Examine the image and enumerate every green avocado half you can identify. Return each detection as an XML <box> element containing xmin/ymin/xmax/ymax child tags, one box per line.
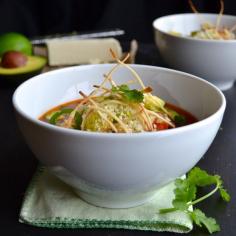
<box><xmin>0</xmin><ymin>55</ymin><xmax>47</xmax><ymax>84</ymax></box>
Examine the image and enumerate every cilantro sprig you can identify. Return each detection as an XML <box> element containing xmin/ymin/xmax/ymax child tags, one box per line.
<box><xmin>160</xmin><ymin>167</ymin><xmax>230</xmax><ymax>234</ymax></box>
<box><xmin>111</xmin><ymin>84</ymin><xmax>144</xmax><ymax>103</ymax></box>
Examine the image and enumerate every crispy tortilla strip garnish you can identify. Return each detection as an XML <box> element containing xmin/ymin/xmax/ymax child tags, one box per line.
<box><xmin>216</xmin><ymin>0</ymin><xmax>224</xmax><ymax>30</ymax></box>
<box><xmin>62</xmin><ymin>49</ymin><xmax>176</xmax><ymax>133</ymax></box>
<box><xmin>110</xmin><ymin>48</ymin><xmax>146</xmax><ymax>89</ymax></box>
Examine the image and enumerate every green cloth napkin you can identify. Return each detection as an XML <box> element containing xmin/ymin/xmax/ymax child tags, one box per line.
<box><xmin>19</xmin><ymin>167</ymin><xmax>193</xmax><ymax>233</ymax></box>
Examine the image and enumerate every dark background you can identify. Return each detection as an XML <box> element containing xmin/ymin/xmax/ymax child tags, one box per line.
<box><xmin>1</xmin><ymin>1</ymin><xmax>236</xmax><ymax>236</ymax></box>
<box><xmin>1</xmin><ymin>0</ymin><xmax>236</xmax><ymax>43</ymax></box>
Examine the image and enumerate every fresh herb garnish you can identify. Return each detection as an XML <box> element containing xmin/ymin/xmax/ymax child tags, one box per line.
<box><xmin>190</xmin><ymin>209</ymin><xmax>220</xmax><ymax>234</ymax></box>
<box><xmin>112</xmin><ymin>84</ymin><xmax>144</xmax><ymax>103</ymax></box>
<box><xmin>74</xmin><ymin>112</ymin><xmax>83</xmax><ymax>129</ymax></box>
<box><xmin>174</xmin><ymin>114</ymin><xmax>186</xmax><ymax>126</ymax></box>
<box><xmin>49</xmin><ymin>108</ymin><xmax>82</xmax><ymax>129</ymax></box>
<box><xmin>159</xmin><ymin>167</ymin><xmax>230</xmax><ymax>234</ymax></box>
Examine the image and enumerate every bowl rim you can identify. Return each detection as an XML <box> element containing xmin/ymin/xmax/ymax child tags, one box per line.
<box><xmin>153</xmin><ymin>13</ymin><xmax>236</xmax><ymax>44</ymax></box>
<box><xmin>12</xmin><ymin>64</ymin><xmax>226</xmax><ymax>138</ymax></box>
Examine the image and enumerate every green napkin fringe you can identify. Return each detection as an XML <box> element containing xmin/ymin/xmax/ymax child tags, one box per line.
<box><xmin>19</xmin><ymin>217</ymin><xmax>190</xmax><ymax>232</ymax></box>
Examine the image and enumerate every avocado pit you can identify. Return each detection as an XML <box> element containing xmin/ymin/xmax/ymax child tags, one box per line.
<box><xmin>1</xmin><ymin>51</ymin><xmax>27</xmax><ymax>68</ymax></box>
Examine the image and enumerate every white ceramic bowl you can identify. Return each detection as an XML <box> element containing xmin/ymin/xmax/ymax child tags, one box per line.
<box><xmin>153</xmin><ymin>13</ymin><xmax>236</xmax><ymax>91</ymax></box>
<box><xmin>13</xmin><ymin>64</ymin><xmax>226</xmax><ymax>208</ymax></box>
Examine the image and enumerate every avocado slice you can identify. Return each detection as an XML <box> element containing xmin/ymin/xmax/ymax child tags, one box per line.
<box><xmin>0</xmin><ymin>55</ymin><xmax>47</xmax><ymax>84</ymax></box>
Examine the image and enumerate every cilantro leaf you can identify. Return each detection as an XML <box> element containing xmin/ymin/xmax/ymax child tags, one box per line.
<box><xmin>159</xmin><ymin>167</ymin><xmax>230</xmax><ymax>234</ymax></box>
<box><xmin>74</xmin><ymin>112</ymin><xmax>83</xmax><ymax>129</ymax></box>
<box><xmin>122</xmin><ymin>89</ymin><xmax>144</xmax><ymax>103</ymax></box>
<box><xmin>219</xmin><ymin>188</ymin><xmax>231</xmax><ymax>202</ymax></box>
<box><xmin>172</xmin><ymin>179</ymin><xmax>196</xmax><ymax>210</ymax></box>
<box><xmin>172</xmin><ymin>199</ymin><xmax>188</xmax><ymax>210</ymax></box>
<box><xmin>112</xmin><ymin>84</ymin><xmax>144</xmax><ymax>103</ymax></box>
<box><xmin>175</xmin><ymin>179</ymin><xmax>197</xmax><ymax>202</ymax></box>
<box><xmin>187</xmin><ymin>167</ymin><xmax>217</xmax><ymax>187</ymax></box>
<box><xmin>212</xmin><ymin>175</ymin><xmax>230</xmax><ymax>202</ymax></box>
<box><xmin>118</xmin><ymin>84</ymin><xmax>130</xmax><ymax>91</ymax></box>
<box><xmin>190</xmin><ymin>209</ymin><xmax>220</xmax><ymax>234</ymax></box>
<box><xmin>174</xmin><ymin>114</ymin><xmax>186</xmax><ymax>126</ymax></box>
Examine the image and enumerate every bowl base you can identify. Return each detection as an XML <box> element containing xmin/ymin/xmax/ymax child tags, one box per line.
<box><xmin>49</xmin><ymin>166</ymin><xmax>161</xmax><ymax>208</ymax></box>
<box><xmin>74</xmin><ymin>189</ymin><xmax>159</xmax><ymax>209</ymax></box>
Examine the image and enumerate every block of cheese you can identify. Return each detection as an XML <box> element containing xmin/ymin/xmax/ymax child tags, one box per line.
<box><xmin>46</xmin><ymin>38</ymin><xmax>122</xmax><ymax>66</ymax></box>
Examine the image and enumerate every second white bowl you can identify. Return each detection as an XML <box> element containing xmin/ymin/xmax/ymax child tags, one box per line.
<box><xmin>153</xmin><ymin>13</ymin><xmax>236</xmax><ymax>90</ymax></box>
